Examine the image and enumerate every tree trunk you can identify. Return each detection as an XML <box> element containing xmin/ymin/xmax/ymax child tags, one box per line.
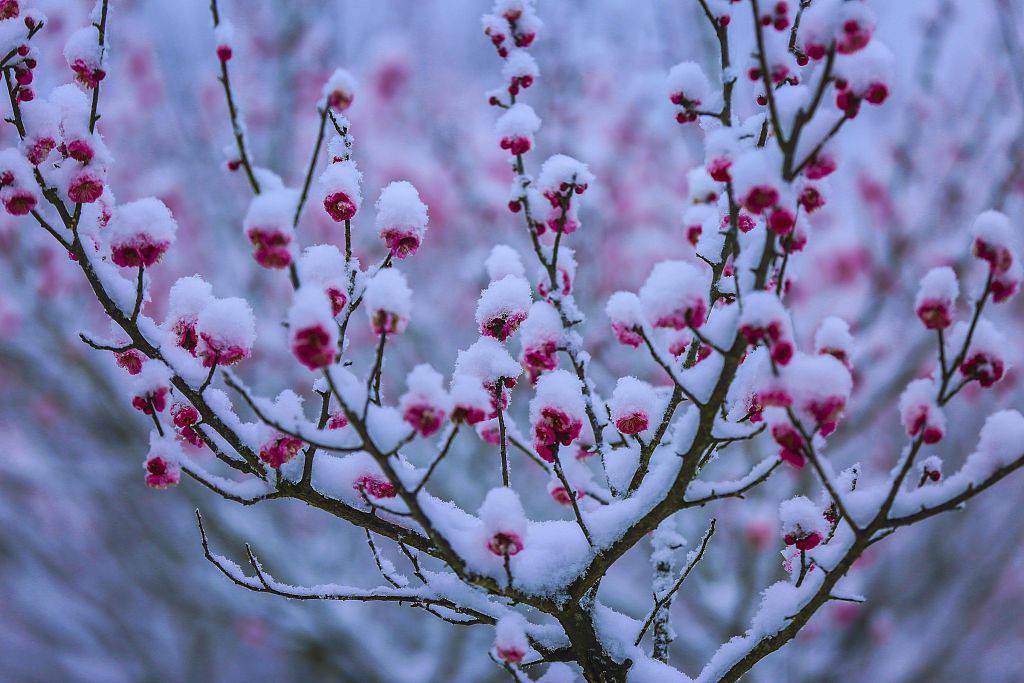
<box><xmin>559</xmin><ymin>608</ymin><xmax>631</xmax><ymax>683</ymax></box>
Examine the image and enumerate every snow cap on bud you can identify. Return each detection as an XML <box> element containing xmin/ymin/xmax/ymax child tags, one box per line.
<box><xmin>455</xmin><ymin>337</ymin><xmax>522</xmax><ymax>415</ymax></box>
<box><xmin>705</xmin><ymin>127</ymin><xmax>741</xmax><ymax>182</ymax></box>
<box><xmin>450</xmin><ymin>373</ymin><xmax>492</xmax><ymax>425</ymax></box>
<box><xmin>639</xmin><ymin>260</ymin><xmax>709</xmax><ymax>330</ymax></box>
<box><xmin>731</xmin><ymin>149</ymin><xmax>781</xmax><ymax>215</ymax></box>
<box><xmin>915</xmin><ymin>266</ymin><xmax>959</xmax><ymax>330</ymax></box>
<box><xmin>244</xmin><ymin>189</ymin><xmax>298</xmax><ymax>269</ymax></box>
<box><xmin>399</xmin><ymin>364</ymin><xmax>450</xmax><ymax>438</ymax></box>
<box><xmin>992</xmin><ymin>258</ymin><xmax>1022</xmax><ymax>303</ymax></box>
<box><xmin>836</xmin><ymin>1</ymin><xmax>876</xmax><ymax>55</ymax></box>
<box><xmin>318</xmin><ymin>160</ymin><xmax>362</xmax><ymax>222</ymax></box>
<box><xmin>785</xmin><ymin>353</ymin><xmax>852</xmax><ymax>437</ymax></box>
<box><xmin>494</xmin><ymin>612</ymin><xmax>529</xmax><ymax>664</ymax></box>
<box><xmin>375</xmin><ymin>181</ymin><xmax>428</xmax><ymax>259</ymax></box>
<box><xmin>476</xmin><ymin>275</ymin><xmax>532</xmax><ymax>342</ymax></box>
<box><xmin>502</xmin><ymin>50</ymin><xmax>539</xmax><ymax>95</ymax></box>
<box><xmin>322</xmin><ymin>68</ymin><xmax>357</xmax><ymax>111</ymax></box>
<box><xmin>130</xmin><ymin>361</ymin><xmax>172</xmax><ymax>416</ymax></box>
<box><xmin>496</xmin><ymin>103</ymin><xmax>540</xmax><ymax>155</ymax></box>
<box><xmin>166</xmin><ymin>276</ymin><xmax>214</xmax><ymax>355</ymax></box>
<box><xmin>529</xmin><ymin>369</ymin><xmax>585</xmax><ymax>462</ymax></box>
<box><xmin>779</xmin><ymin>496</ymin><xmax>826</xmax><ymax>550</ymax></box>
<box><xmin>519</xmin><ymin>301</ymin><xmax>562</xmax><ymax>382</ymax></box>
<box><xmin>738</xmin><ymin>291</ymin><xmax>795</xmax><ymax>365</ymax></box>
<box><xmin>0</xmin><ymin>148</ymin><xmax>39</xmax><ymax>216</ymax></box>
<box><xmin>144</xmin><ymin>434</ymin><xmax>181</xmax><ymax>489</ymax></box>
<box><xmin>214</xmin><ymin>21</ymin><xmax>234</xmax><ymax>62</ymax></box>
<box><xmin>19</xmin><ymin>99</ymin><xmax>60</xmax><ymax>166</ymax></box>
<box><xmin>480</xmin><ymin>486</ymin><xmax>527</xmax><ymax>556</ymax></box>
<box><xmin>297</xmin><ymin>244</ymin><xmax>350</xmax><ymax>316</ymax></box>
<box><xmin>971</xmin><ymin>210</ymin><xmax>1017</xmax><ymax>274</ymax></box>
<box><xmin>288</xmin><ymin>286</ymin><xmax>338</xmax><ymax>370</ymax></box>
<box><xmin>486</xmin><ymin>244</ymin><xmax>526</xmax><ymax>281</ymax></box>
<box><xmin>667</xmin><ymin>61</ymin><xmax>711</xmax><ymax>109</ymax></box>
<box><xmin>196</xmin><ymin>297</ymin><xmax>256</xmax><ymax>367</ymax></box>
<box><xmin>64</xmin><ymin>27</ymin><xmax>105</xmax><ymax>89</ymax></box>
<box><xmin>610</xmin><ymin>376</ymin><xmax>657</xmax><ymax>436</ymax></box>
<box><xmin>537</xmin><ymin>154</ymin><xmax>594</xmax><ymax>203</ymax></box>
<box><xmin>814</xmin><ymin>316</ymin><xmax>853</xmax><ymax>368</ymax></box>
<box><xmin>364</xmin><ymin>268</ymin><xmax>412</xmax><ymax>335</ymax></box>
<box><xmin>952</xmin><ymin>319</ymin><xmax>1009</xmax><ymax>388</ymax></box>
<box><xmin>606</xmin><ymin>291</ymin><xmax>645</xmax><ymax>348</ymax></box>
<box><xmin>899</xmin><ymin>378</ymin><xmax>945</xmax><ymax>444</ymax></box>
<box><xmin>108</xmin><ymin>198</ymin><xmax>177</xmax><ymax>268</ymax></box>
<box><xmin>919</xmin><ymin>455</ymin><xmax>942</xmax><ymax>484</ymax></box>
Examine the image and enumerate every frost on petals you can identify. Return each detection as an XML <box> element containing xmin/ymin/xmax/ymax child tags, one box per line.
<box><xmin>529</xmin><ymin>369</ymin><xmax>585</xmax><ymax>462</ymax></box>
<box><xmin>363</xmin><ymin>268</ymin><xmax>412</xmax><ymax>335</ymax></box>
<box><xmin>196</xmin><ymin>297</ymin><xmax>256</xmax><ymax>368</ymax></box>
<box><xmin>639</xmin><ymin>260</ymin><xmax>709</xmax><ymax>331</ymax></box>
<box><xmin>480</xmin><ymin>486</ymin><xmax>527</xmax><ymax>556</ymax></box>
<box><xmin>108</xmin><ymin>198</ymin><xmax>178</xmax><ymax>268</ymax></box>
<box><xmin>915</xmin><ymin>266</ymin><xmax>958</xmax><ymax>330</ymax></box>
<box><xmin>476</xmin><ymin>275</ymin><xmax>532</xmax><ymax>342</ymax></box>
<box><xmin>288</xmin><ymin>286</ymin><xmax>339</xmax><ymax>370</ymax></box>
<box><xmin>375</xmin><ymin>181</ymin><xmax>428</xmax><ymax>259</ymax></box>
<box><xmin>399</xmin><ymin>364</ymin><xmax>450</xmax><ymax>437</ymax></box>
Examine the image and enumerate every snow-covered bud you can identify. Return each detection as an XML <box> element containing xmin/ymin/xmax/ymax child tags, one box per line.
<box><xmin>64</xmin><ymin>27</ymin><xmax>105</xmax><ymax>89</ymax></box>
<box><xmin>779</xmin><ymin>496</ymin><xmax>826</xmax><ymax>550</ymax></box>
<box><xmin>19</xmin><ymin>99</ymin><xmax>59</xmax><ymax>166</ymax></box>
<box><xmin>953</xmin><ymin>319</ymin><xmax>1008</xmax><ymax>388</ymax></box>
<box><xmin>915</xmin><ymin>266</ymin><xmax>958</xmax><ymax>330</ymax></box>
<box><xmin>768</xmin><ymin>409</ymin><xmax>806</xmax><ymax>468</ymax></box>
<box><xmin>376</xmin><ymin>180</ymin><xmax>428</xmax><ymax>259</ymax></box>
<box><xmin>529</xmin><ymin>369</ymin><xmax>585</xmax><ymax>462</ymax></box>
<box><xmin>639</xmin><ymin>260</ymin><xmax>710</xmax><ymax>330</ymax></box>
<box><xmin>400</xmin><ymin>364</ymin><xmax>450</xmax><ymax>438</ymax></box>
<box><xmin>481</xmin><ymin>486</ymin><xmax>527</xmax><ymax>556</ymax></box>
<box><xmin>667</xmin><ymin>61</ymin><xmax>711</xmax><ymax>123</ymax></box>
<box><xmin>108</xmin><ymin>198</ymin><xmax>177</xmax><ymax>268</ymax></box>
<box><xmin>494</xmin><ymin>612</ymin><xmax>529</xmax><ymax>664</ymax></box>
<box><xmin>739</xmin><ymin>291</ymin><xmax>795</xmax><ymax>365</ymax></box>
<box><xmin>144</xmin><ymin>436</ymin><xmax>181</xmax><ymax>489</ymax></box>
<box><xmin>687</xmin><ymin>167</ymin><xmax>720</xmax><ymax>205</ymax></box>
<box><xmin>214</xmin><ymin>21</ymin><xmax>234</xmax><ymax>63</ymax></box>
<box><xmin>610</xmin><ymin>376</ymin><xmax>657</xmax><ymax>436</ymax></box>
<box><xmin>477</xmin><ymin>275</ymin><xmax>532</xmax><ymax>342</ymax></box>
<box><xmin>537</xmin><ymin>154</ymin><xmax>594</xmax><ymax>209</ymax></box>
<box><xmin>814</xmin><ymin>316</ymin><xmax>853</xmax><ymax>368</ymax></box>
<box><xmin>496</xmin><ymin>103</ymin><xmax>540</xmax><ymax>156</ymax></box>
<box><xmin>683</xmin><ymin>205</ymin><xmax>715</xmax><ymax>248</ymax></box>
<box><xmin>992</xmin><ymin>259</ymin><xmax>1022</xmax><ymax>304</ymax></box>
<box><xmin>836</xmin><ymin>1</ymin><xmax>876</xmax><ymax>54</ymax></box>
<box><xmin>786</xmin><ymin>353</ymin><xmax>852</xmax><ymax>436</ymax></box>
<box><xmin>919</xmin><ymin>455</ymin><xmax>942</xmax><ymax>484</ymax></box>
<box><xmin>834</xmin><ymin>42</ymin><xmax>893</xmax><ymax>117</ymax></box>
<box><xmin>536</xmin><ymin>246</ymin><xmax>576</xmax><ymax>300</ymax></box>
<box><xmin>455</xmin><ymin>337</ymin><xmax>523</xmax><ymax>414</ymax></box>
<box><xmin>130</xmin><ymin>361</ymin><xmax>171</xmax><ymax>415</ymax></box>
<box><xmin>704</xmin><ymin>128</ymin><xmax>740</xmax><ymax>183</ymax></box>
<box><xmin>732</xmin><ymin>150</ymin><xmax>781</xmax><ymax>215</ymax></box>
<box><xmin>486</xmin><ymin>245</ymin><xmax>526</xmax><ymax>281</ymax></box>
<box><xmin>166</xmin><ymin>276</ymin><xmax>213</xmax><ymax>355</ymax></box>
<box><xmin>297</xmin><ymin>244</ymin><xmax>349</xmax><ymax>316</ymax></box>
<box><xmin>450</xmin><ymin>374</ymin><xmax>491</xmax><ymax>425</ymax></box>
<box><xmin>606</xmin><ymin>291</ymin><xmax>645</xmax><ymax>348</ymax></box>
<box><xmin>196</xmin><ymin>297</ymin><xmax>256</xmax><ymax>367</ymax></box>
<box><xmin>971</xmin><ymin>210</ymin><xmax>1016</xmax><ymax>275</ymax></box>
<box><xmin>899</xmin><ymin>379</ymin><xmax>945</xmax><ymax>444</ymax></box>
<box><xmin>288</xmin><ymin>287</ymin><xmax>338</xmax><ymax>370</ymax></box>
<box><xmin>519</xmin><ymin>301</ymin><xmax>562</xmax><ymax>383</ymax></box>
<box><xmin>244</xmin><ymin>189</ymin><xmax>297</xmax><ymax>269</ymax></box>
<box><xmin>260</xmin><ymin>433</ymin><xmax>303</xmax><ymax>469</ymax></box>
<box><xmin>364</xmin><ymin>268</ymin><xmax>412</xmax><ymax>335</ymax></box>
<box><xmin>322</xmin><ymin>68</ymin><xmax>357</xmax><ymax>112</ymax></box>
<box><xmin>502</xmin><ymin>50</ymin><xmax>538</xmax><ymax>96</ymax></box>
<box><xmin>0</xmin><ymin>148</ymin><xmax>38</xmax><ymax>215</ymax></box>
<box><xmin>318</xmin><ymin>160</ymin><xmax>362</xmax><ymax>222</ymax></box>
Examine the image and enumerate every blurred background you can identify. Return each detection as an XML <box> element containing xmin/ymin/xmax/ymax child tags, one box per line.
<box><xmin>1</xmin><ymin>0</ymin><xmax>1023</xmax><ymax>680</ymax></box>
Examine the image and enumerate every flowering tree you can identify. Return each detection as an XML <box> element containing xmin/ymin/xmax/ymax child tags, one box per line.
<box><xmin>5</xmin><ymin>0</ymin><xmax>1024</xmax><ymax>681</ymax></box>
